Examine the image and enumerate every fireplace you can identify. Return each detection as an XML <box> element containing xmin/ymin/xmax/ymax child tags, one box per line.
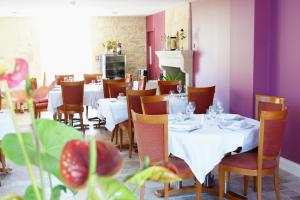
<box><xmin>155</xmin><ymin>50</ymin><xmax>193</xmax><ymax>86</ymax></box>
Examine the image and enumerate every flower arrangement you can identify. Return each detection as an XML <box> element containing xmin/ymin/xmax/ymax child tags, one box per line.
<box><xmin>179</xmin><ymin>29</ymin><xmax>186</xmax><ymax>50</ymax></box>
<box><xmin>102</xmin><ymin>40</ymin><xmax>118</xmax><ymax>53</ymax></box>
<box><xmin>1</xmin><ymin>58</ymin><xmax>181</xmax><ymax>200</ymax></box>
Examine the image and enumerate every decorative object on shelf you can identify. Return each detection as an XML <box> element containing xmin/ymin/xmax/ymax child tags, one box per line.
<box><xmin>166</xmin><ymin>35</ymin><xmax>171</xmax><ymax>51</ymax></box>
<box><xmin>116</xmin><ymin>43</ymin><xmax>122</xmax><ymax>55</ymax></box>
<box><xmin>102</xmin><ymin>40</ymin><xmax>118</xmax><ymax>54</ymax></box>
<box><xmin>179</xmin><ymin>29</ymin><xmax>186</xmax><ymax>50</ymax></box>
<box><xmin>170</xmin><ymin>36</ymin><xmax>177</xmax><ymax>51</ymax></box>
<box><xmin>101</xmin><ymin>54</ymin><xmax>126</xmax><ymax>79</ymax></box>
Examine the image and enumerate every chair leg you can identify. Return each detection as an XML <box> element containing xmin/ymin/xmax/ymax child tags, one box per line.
<box><xmin>128</xmin><ymin>130</ymin><xmax>132</xmax><ymax>158</ymax></box>
<box><xmin>140</xmin><ymin>183</ymin><xmax>145</xmax><ymax>200</ymax></box>
<box><xmin>218</xmin><ymin>165</ymin><xmax>225</xmax><ymax>200</ymax></box>
<box><xmin>79</xmin><ymin>112</ymin><xmax>85</xmax><ymax>135</ymax></box>
<box><xmin>119</xmin><ymin>128</ymin><xmax>123</xmax><ymax>152</ymax></box>
<box><xmin>111</xmin><ymin>128</ymin><xmax>115</xmax><ymax>142</ymax></box>
<box><xmin>195</xmin><ymin>179</ymin><xmax>202</xmax><ymax>200</ymax></box>
<box><xmin>274</xmin><ymin>167</ymin><xmax>280</xmax><ymax>200</ymax></box>
<box><xmin>86</xmin><ymin>106</ymin><xmax>89</xmax><ymax>118</ymax></box>
<box><xmin>0</xmin><ymin>149</ymin><xmax>7</xmax><ymax>175</ymax></box>
<box><xmin>256</xmin><ymin>176</ymin><xmax>262</xmax><ymax>200</ymax></box>
<box><xmin>164</xmin><ymin>183</ymin><xmax>169</xmax><ymax>200</ymax></box>
<box><xmin>243</xmin><ymin>175</ymin><xmax>249</xmax><ymax>196</ymax></box>
<box><xmin>115</xmin><ymin>127</ymin><xmax>119</xmax><ymax>145</ymax></box>
<box><xmin>64</xmin><ymin>112</ymin><xmax>68</xmax><ymax>124</ymax></box>
<box><xmin>253</xmin><ymin>176</ymin><xmax>257</xmax><ymax>192</ymax></box>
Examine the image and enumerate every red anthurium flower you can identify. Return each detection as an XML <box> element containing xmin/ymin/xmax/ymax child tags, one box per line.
<box><xmin>156</xmin><ymin>161</ymin><xmax>178</xmax><ymax>174</ymax></box>
<box><xmin>60</xmin><ymin>140</ymin><xmax>124</xmax><ymax>189</ymax></box>
<box><xmin>0</xmin><ymin>58</ymin><xmax>28</xmax><ymax>88</ymax></box>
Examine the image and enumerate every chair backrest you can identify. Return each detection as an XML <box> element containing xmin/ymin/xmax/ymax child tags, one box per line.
<box><xmin>55</xmin><ymin>74</ymin><xmax>74</xmax><ymax>85</ymax></box>
<box><xmin>126</xmin><ymin>89</ymin><xmax>157</xmax><ymax>137</ymax></box>
<box><xmin>102</xmin><ymin>79</ymin><xmax>125</xmax><ymax>98</ymax></box>
<box><xmin>83</xmin><ymin>73</ymin><xmax>102</xmax><ymax>84</ymax></box>
<box><xmin>188</xmin><ymin>86</ymin><xmax>215</xmax><ymax>114</ymax></box>
<box><xmin>158</xmin><ymin>80</ymin><xmax>181</xmax><ymax>95</ymax></box>
<box><xmin>258</xmin><ymin>109</ymin><xmax>287</xmax><ymax>168</ymax></box>
<box><xmin>132</xmin><ymin>111</ymin><xmax>168</xmax><ymax>163</ymax></box>
<box><xmin>108</xmin><ymin>82</ymin><xmax>127</xmax><ymax>98</ymax></box>
<box><xmin>61</xmin><ymin>81</ymin><xmax>84</xmax><ymax>109</ymax></box>
<box><xmin>138</xmin><ymin>76</ymin><xmax>147</xmax><ymax>90</ymax></box>
<box><xmin>141</xmin><ymin>95</ymin><xmax>168</xmax><ymax>115</ymax></box>
<box><xmin>31</xmin><ymin>77</ymin><xmax>38</xmax><ymax>90</ymax></box>
<box><xmin>255</xmin><ymin>94</ymin><xmax>285</xmax><ymax>120</ymax></box>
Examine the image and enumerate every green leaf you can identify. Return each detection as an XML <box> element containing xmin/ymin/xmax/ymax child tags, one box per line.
<box><xmin>97</xmin><ymin>177</ymin><xmax>137</xmax><ymax>200</ymax></box>
<box><xmin>36</xmin><ymin>119</ymin><xmax>83</xmax><ymax>159</ymax></box>
<box><xmin>2</xmin><ymin>133</ymin><xmax>61</xmax><ymax>179</ymax></box>
<box><xmin>24</xmin><ymin>185</ymin><xmax>42</xmax><ymax>200</ymax></box>
<box><xmin>50</xmin><ymin>184</ymin><xmax>67</xmax><ymax>200</ymax></box>
<box><xmin>0</xmin><ymin>194</ymin><xmax>23</xmax><ymax>200</ymax></box>
<box><xmin>125</xmin><ymin>166</ymin><xmax>181</xmax><ymax>188</ymax></box>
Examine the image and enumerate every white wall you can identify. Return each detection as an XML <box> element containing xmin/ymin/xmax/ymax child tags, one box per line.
<box><xmin>191</xmin><ymin>0</ymin><xmax>231</xmax><ymax>111</ymax></box>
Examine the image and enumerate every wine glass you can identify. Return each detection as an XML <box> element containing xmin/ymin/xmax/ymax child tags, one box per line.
<box><xmin>68</xmin><ymin>76</ymin><xmax>73</xmax><ymax>82</ymax></box>
<box><xmin>117</xmin><ymin>92</ymin><xmax>125</xmax><ymax>101</ymax></box>
<box><xmin>64</xmin><ymin>77</ymin><xmax>68</xmax><ymax>82</ymax></box>
<box><xmin>186</xmin><ymin>101</ymin><xmax>196</xmax><ymax>119</ymax></box>
<box><xmin>169</xmin><ymin>90</ymin><xmax>175</xmax><ymax>98</ymax></box>
<box><xmin>177</xmin><ymin>84</ymin><xmax>182</xmax><ymax>95</ymax></box>
<box><xmin>96</xmin><ymin>76</ymin><xmax>101</xmax><ymax>84</ymax></box>
<box><xmin>91</xmin><ymin>80</ymin><xmax>96</xmax><ymax>84</ymax></box>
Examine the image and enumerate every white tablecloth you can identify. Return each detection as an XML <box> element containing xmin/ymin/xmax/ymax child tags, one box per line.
<box><xmin>48</xmin><ymin>84</ymin><xmax>104</xmax><ymax>113</ymax></box>
<box><xmin>0</xmin><ymin>110</ymin><xmax>16</xmax><ymax>140</ymax></box>
<box><xmin>97</xmin><ymin>95</ymin><xmax>188</xmax><ymax>132</ymax></box>
<box><xmin>168</xmin><ymin>114</ymin><xmax>259</xmax><ymax>183</ymax></box>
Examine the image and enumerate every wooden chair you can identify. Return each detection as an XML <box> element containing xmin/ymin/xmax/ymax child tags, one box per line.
<box><xmin>188</xmin><ymin>86</ymin><xmax>215</xmax><ymax>114</ymax></box>
<box><xmin>138</xmin><ymin>76</ymin><xmax>147</xmax><ymax>90</ymax></box>
<box><xmin>108</xmin><ymin>82</ymin><xmax>127</xmax><ymax>98</ymax></box>
<box><xmin>132</xmin><ymin>111</ymin><xmax>202</xmax><ymax>200</ymax></box>
<box><xmin>55</xmin><ymin>74</ymin><xmax>74</xmax><ymax>85</ymax></box>
<box><xmin>255</xmin><ymin>94</ymin><xmax>285</xmax><ymax>120</ymax></box>
<box><xmin>158</xmin><ymin>80</ymin><xmax>181</xmax><ymax>95</ymax></box>
<box><xmin>117</xmin><ymin>89</ymin><xmax>157</xmax><ymax>157</ymax></box>
<box><xmin>83</xmin><ymin>73</ymin><xmax>102</xmax><ymax>84</ymax></box>
<box><xmin>141</xmin><ymin>95</ymin><xmax>169</xmax><ymax>115</ymax></box>
<box><xmin>219</xmin><ymin>109</ymin><xmax>288</xmax><ymax>200</ymax></box>
<box><xmin>102</xmin><ymin>79</ymin><xmax>125</xmax><ymax>98</ymax></box>
<box><xmin>58</xmin><ymin>81</ymin><xmax>85</xmax><ymax>135</ymax></box>
<box><xmin>31</xmin><ymin>77</ymin><xmax>49</xmax><ymax>118</ymax></box>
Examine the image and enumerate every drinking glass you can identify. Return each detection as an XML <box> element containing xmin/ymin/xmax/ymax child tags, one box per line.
<box><xmin>68</xmin><ymin>76</ymin><xmax>73</xmax><ymax>82</ymax></box>
<box><xmin>117</xmin><ymin>92</ymin><xmax>125</xmax><ymax>101</ymax></box>
<box><xmin>177</xmin><ymin>84</ymin><xmax>182</xmax><ymax>94</ymax></box>
<box><xmin>186</xmin><ymin>101</ymin><xmax>196</xmax><ymax>119</ymax></box>
<box><xmin>96</xmin><ymin>76</ymin><xmax>101</xmax><ymax>84</ymax></box>
<box><xmin>91</xmin><ymin>80</ymin><xmax>96</xmax><ymax>84</ymax></box>
<box><xmin>169</xmin><ymin>90</ymin><xmax>175</xmax><ymax>98</ymax></box>
<box><xmin>64</xmin><ymin>77</ymin><xmax>68</xmax><ymax>82</ymax></box>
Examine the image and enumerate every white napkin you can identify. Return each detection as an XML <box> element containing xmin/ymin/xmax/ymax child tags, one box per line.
<box><xmin>219</xmin><ymin>120</ymin><xmax>254</xmax><ymax>130</ymax></box>
<box><xmin>222</xmin><ymin>114</ymin><xmax>245</xmax><ymax>121</ymax></box>
<box><xmin>169</xmin><ymin>123</ymin><xmax>201</xmax><ymax>132</ymax></box>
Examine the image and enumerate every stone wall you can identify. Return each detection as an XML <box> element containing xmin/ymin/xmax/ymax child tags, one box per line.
<box><xmin>91</xmin><ymin>17</ymin><xmax>146</xmax><ymax>78</ymax></box>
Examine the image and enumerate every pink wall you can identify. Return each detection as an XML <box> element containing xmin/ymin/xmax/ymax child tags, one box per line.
<box><xmin>191</xmin><ymin>0</ymin><xmax>231</xmax><ymax>112</ymax></box>
<box><xmin>269</xmin><ymin>0</ymin><xmax>300</xmax><ymax>163</ymax></box>
<box><xmin>229</xmin><ymin>0</ymin><xmax>255</xmax><ymax>117</ymax></box>
<box><xmin>146</xmin><ymin>11</ymin><xmax>165</xmax><ymax>80</ymax></box>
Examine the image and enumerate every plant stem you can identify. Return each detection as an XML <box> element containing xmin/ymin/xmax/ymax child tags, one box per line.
<box><xmin>2</xmin><ymin>82</ymin><xmax>42</xmax><ymax>200</ymax></box>
<box><xmin>87</xmin><ymin>138</ymin><xmax>97</xmax><ymax>200</ymax></box>
<box><xmin>27</xmin><ymin>98</ymin><xmax>46</xmax><ymax>200</ymax></box>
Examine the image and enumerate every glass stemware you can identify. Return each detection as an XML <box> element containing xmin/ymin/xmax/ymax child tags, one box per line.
<box><xmin>177</xmin><ymin>84</ymin><xmax>182</xmax><ymax>95</ymax></box>
<box><xmin>186</xmin><ymin>101</ymin><xmax>196</xmax><ymax>119</ymax></box>
<box><xmin>96</xmin><ymin>76</ymin><xmax>101</xmax><ymax>84</ymax></box>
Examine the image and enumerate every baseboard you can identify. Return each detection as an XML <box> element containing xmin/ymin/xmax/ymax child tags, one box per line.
<box><xmin>280</xmin><ymin>157</ymin><xmax>300</xmax><ymax>178</ymax></box>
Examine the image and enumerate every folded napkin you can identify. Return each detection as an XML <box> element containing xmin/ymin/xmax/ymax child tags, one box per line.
<box><xmin>222</xmin><ymin>114</ymin><xmax>245</xmax><ymax>121</ymax></box>
<box><xmin>169</xmin><ymin>123</ymin><xmax>201</xmax><ymax>132</ymax></box>
<box><xmin>219</xmin><ymin>120</ymin><xmax>254</xmax><ymax>130</ymax></box>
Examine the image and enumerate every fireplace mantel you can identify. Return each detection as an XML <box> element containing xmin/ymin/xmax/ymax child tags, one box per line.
<box><xmin>155</xmin><ymin>50</ymin><xmax>193</xmax><ymax>86</ymax></box>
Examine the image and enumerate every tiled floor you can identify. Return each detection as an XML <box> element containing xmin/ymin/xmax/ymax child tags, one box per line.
<box><xmin>1</xmin><ymin>111</ymin><xmax>300</xmax><ymax>199</ymax></box>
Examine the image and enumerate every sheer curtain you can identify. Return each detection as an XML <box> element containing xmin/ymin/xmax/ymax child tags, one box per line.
<box><xmin>38</xmin><ymin>16</ymin><xmax>92</xmax><ymax>84</ymax></box>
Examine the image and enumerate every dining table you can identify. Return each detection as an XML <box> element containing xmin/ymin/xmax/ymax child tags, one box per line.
<box><xmin>97</xmin><ymin>94</ymin><xmax>188</xmax><ymax>132</ymax></box>
<box><xmin>47</xmin><ymin>83</ymin><xmax>104</xmax><ymax>113</ymax></box>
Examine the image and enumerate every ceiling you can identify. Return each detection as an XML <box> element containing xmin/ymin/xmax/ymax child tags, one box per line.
<box><xmin>0</xmin><ymin>0</ymin><xmax>191</xmax><ymax>16</ymax></box>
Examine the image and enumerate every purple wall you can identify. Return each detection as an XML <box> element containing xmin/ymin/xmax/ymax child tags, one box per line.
<box><xmin>229</xmin><ymin>0</ymin><xmax>255</xmax><ymax>117</ymax></box>
<box><xmin>269</xmin><ymin>0</ymin><xmax>300</xmax><ymax>163</ymax></box>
